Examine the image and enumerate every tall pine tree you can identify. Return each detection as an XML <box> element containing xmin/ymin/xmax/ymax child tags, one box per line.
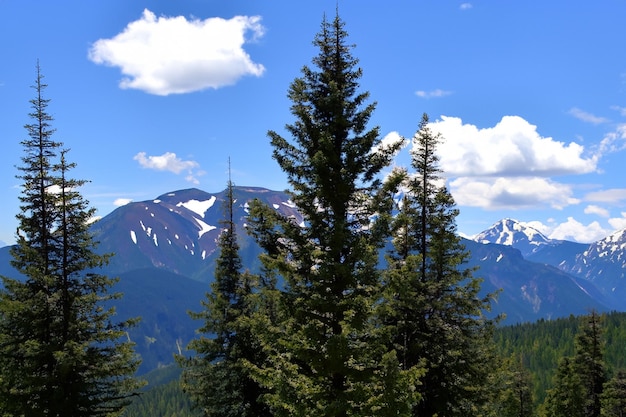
<box><xmin>542</xmin><ymin>311</ymin><xmax>607</xmax><ymax>417</ymax></box>
<box><xmin>0</xmin><ymin>63</ymin><xmax>143</xmax><ymax>417</ymax></box>
<box><xmin>381</xmin><ymin>113</ymin><xmax>498</xmax><ymax>417</ymax></box>
<box><xmin>178</xmin><ymin>169</ymin><xmax>270</xmax><ymax>417</ymax></box>
<box><xmin>246</xmin><ymin>12</ymin><xmax>406</xmax><ymax>417</ymax></box>
<box><xmin>574</xmin><ymin>311</ymin><xmax>607</xmax><ymax>417</ymax></box>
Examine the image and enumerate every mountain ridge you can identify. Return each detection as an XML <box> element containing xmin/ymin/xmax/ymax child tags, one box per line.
<box><xmin>2</xmin><ymin>187</ymin><xmax>625</xmax><ymax>374</ymax></box>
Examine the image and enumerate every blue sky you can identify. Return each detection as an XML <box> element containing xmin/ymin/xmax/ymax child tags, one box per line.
<box><xmin>2</xmin><ymin>1</ymin><xmax>626</xmax><ymax>247</ymax></box>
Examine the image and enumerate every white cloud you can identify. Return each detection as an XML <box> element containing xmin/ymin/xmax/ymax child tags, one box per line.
<box><xmin>608</xmin><ymin>213</ymin><xmax>626</xmax><ymax>231</ymax></box>
<box><xmin>372</xmin><ymin>131</ymin><xmax>407</xmax><ymax>156</ymax></box>
<box><xmin>585</xmin><ymin>188</ymin><xmax>626</xmax><ymax>203</ymax></box>
<box><xmin>415</xmin><ymin>89</ymin><xmax>452</xmax><ymax>99</ymax></box>
<box><xmin>428</xmin><ymin>115</ymin><xmax>598</xmax><ymax>177</ymax></box>
<box><xmin>584</xmin><ymin>204</ymin><xmax>610</xmax><ymax>218</ymax></box>
<box><xmin>523</xmin><ymin>220</ymin><xmax>554</xmax><ymax>237</ymax></box>
<box><xmin>449</xmin><ymin>177</ymin><xmax>579</xmax><ymax>210</ymax></box>
<box><xmin>548</xmin><ymin>217</ymin><xmax>609</xmax><ymax>243</ymax></box>
<box><xmin>134</xmin><ymin>151</ymin><xmax>198</xmax><ymax>173</ymax></box>
<box><xmin>89</xmin><ymin>9</ymin><xmax>265</xmax><ymax>95</ymax></box>
<box><xmin>134</xmin><ymin>151</ymin><xmax>203</xmax><ymax>183</ymax></box>
<box><xmin>596</xmin><ymin>124</ymin><xmax>626</xmax><ymax>155</ymax></box>
<box><xmin>568</xmin><ymin>107</ymin><xmax>609</xmax><ymax>124</ymax></box>
<box><xmin>460</xmin><ymin>3</ymin><xmax>473</xmax><ymax>10</ymax></box>
<box><xmin>114</xmin><ymin>198</ymin><xmax>133</xmax><ymax>207</ymax></box>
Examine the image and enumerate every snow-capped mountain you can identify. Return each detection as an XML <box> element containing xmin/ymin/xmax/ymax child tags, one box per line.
<box><xmin>559</xmin><ymin>228</ymin><xmax>626</xmax><ymax>304</ymax></box>
<box><xmin>473</xmin><ymin>218</ymin><xmax>626</xmax><ymax>309</ymax></box>
<box><xmin>473</xmin><ymin>218</ymin><xmax>552</xmax><ymax>257</ymax></box>
<box><xmin>92</xmin><ymin>187</ymin><xmax>302</xmax><ymax>281</ymax></box>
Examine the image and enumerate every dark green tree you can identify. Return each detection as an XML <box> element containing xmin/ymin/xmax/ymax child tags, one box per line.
<box><xmin>246</xmin><ymin>12</ymin><xmax>406</xmax><ymax>417</ymax></box>
<box><xmin>178</xmin><ymin>172</ymin><xmax>270</xmax><ymax>417</ymax></box>
<box><xmin>542</xmin><ymin>357</ymin><xmax>585</xmax><ymax>417</ymax></box>
<box><xmin>0</xmin><ymin>63</ymin><xmax>143</xmax><ymax>417</ymax></box>
<box><xmin>574</xmin><ymin>311</ymin><xmax>607</xmax><ymax>417</ymax></box>
<box><xmin>600</xmin><ymin>370</ymin><xmax>626</xmax><ymax>417</ymax></box>
<box><xmin>496</xmin><ymin>354</ymin><xmax>536</xmax><ymax>417</ymax></box>
<box><xmin>541</xmin><ymin>311</ymin><xmax>606</xmax><ymax>417</ymax></box>
<box><xmin>380</xmin><ymin>113</ymin><xmax>498</xmax><ymax>417</ymax></box>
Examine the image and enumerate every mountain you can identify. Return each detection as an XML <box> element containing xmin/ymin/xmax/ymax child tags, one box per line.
<box><xmin>462</xmin><ymin>239</ymin><xmax>609</xmax><ymax>323</ymax></box>
<box><xmin>473</xmin><ymin>218</ymin><xmax>552</xmax><ymax>257</ymax></box>
<box><xmin>559</xmin><ymin>228</ymin><xmax>626</xmax><ymax>305</ymax></box>
<box><xmin>473</xmin><ymin>218</ymin><xmax>626</xmax><ymax>309</ymax></box>
<box><xmin>92</xmin><ymin>187</ymin><xmax>303</xmax><ymax>282</ymax></box>
<box><xmin>2</xmin><ymin>188</ymin><xmax>623</xmax><ymax>374</ymax></box>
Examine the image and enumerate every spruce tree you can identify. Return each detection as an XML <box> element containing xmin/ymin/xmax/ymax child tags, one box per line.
<box><xmin>178</xmin><ymin>172</ymin><xmax>270</xmax><ymax>417</ymax></box>
<box><xmin>542</xmin><ymin>357</ymin><xmax>585</xmax><ymax>417</ymax></box>
<box><xmin>542</xmin><ymin>311</ymin><xmax>607</xmax><ymax>417</ymax></box>
<box><xmin>0</xmin><ymin>63</ymin><xmax>142</xmax><ymax>416</ymax></box>
<box><xmin>574</xmin><ymin>311</ymin><xmax>607</xmax><ymax>417</ymax></box>
<box><xmin>381</xmin><ymin>113</ymin><xmax>498</xmax><ymax>417</ymax></box>
<box><xmin>600</xmin><ymin>370</ymin><xmax>626</xmax><ymax>417</ymax></box>
<box><xmin>246</xmin><ymin>12</ymin><xmax>405</xmax><ymax>417</ymax></box>
<box><xmin>497</xmin><ymin>354</ymin><xmax>536</xmax><ymax>417</ymax></box>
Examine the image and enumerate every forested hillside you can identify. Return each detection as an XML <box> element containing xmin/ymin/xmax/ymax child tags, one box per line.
<box><xmin>123</xmin><ymin>311</ymin><xmax>626</xmax><ymax>417</ymax></box>
<box><xmin>495</xmin><ymin>311</ymin><xmax>626</xmax><ymax>406</ymax></box>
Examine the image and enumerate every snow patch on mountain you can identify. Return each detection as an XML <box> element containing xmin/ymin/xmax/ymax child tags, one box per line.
<box><xmin>176</xmin><ymin>196</ymin><xmax>216</xmax><ymax>218</ymax></box>
<box><xmin>194</xmin><ymin>218</ymin><xmax>216</xmax><ymax>238</ymax></box>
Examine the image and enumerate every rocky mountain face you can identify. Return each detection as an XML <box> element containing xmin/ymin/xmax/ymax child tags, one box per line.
<box><xmin>473</xmin><ymin>218</ymin><xmax>626</xmax><ymax>309</ymax></box>
<box><xmin>2</xmin><ymin>189</ymin><xmax>625</xmax><ymax>373</ymax></box>
<box><xmin>92</xmin><ymin>186</ymin><xmax>303</xmax><ymax>281</ymax></box>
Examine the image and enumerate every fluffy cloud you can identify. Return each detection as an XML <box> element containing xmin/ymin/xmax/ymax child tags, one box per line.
<box><xmin>584</xmin><ymin>205</ymin><xmax>610</xmax><ymax>218</ymax></box>
<box><xmin>449</xmin><ymin>177</ymin><xmax>579</xmax><ymax>210</ymax></box>
<box><xmin>89</xmin><ymin>9</ymin><xmax>265</xmax><ymax>95</ymax></box>
<box><xmin>548</xmin><ymin>217</ymin><xmax>609</xmax><ymax>243</ymax></box>
<box><xmin>428</xmin><ymin>115</ymin><xmax>598</xmax><ymax>177</ymax></box>
<box><xmin>609</xmin><ymin>213</ymin><xmax>626</xmax><ymax>231</ymax></box>
<box><xmin>134</xmin><ymin>151</ymin><xmax>203</xmax><ymax>184</ymax></box>
<box><xmin>372</xmin><ymin>131</ymin><xmax>406</xmax><ymax>156</ymax></box>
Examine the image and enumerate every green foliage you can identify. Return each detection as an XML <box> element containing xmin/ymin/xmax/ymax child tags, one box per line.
<box><xmin>0</xmin><ymin>63</ymin><xmax>142</xmax><ymax>417</ymax></box>
<box><xmin>124</xmin><ymin>378</ymin><xmax>201</xmax><ymax>417</ymax></box>
<box><xmin>246</xmin><ymin>12</ymin><xmax>405</xmax><ymax>417</ymax></box>
<box><xmin>492</xmin><ymin>354</ymin><xmax>536</xmax><ymax>417</ymax></box>
<box><xmin>600</xmin><ymin>370</ymin><xmax>626</xmax><ymax>417</ymax></box>
<box><xmin>177</xmin><ymin>175</ymin><xmax>270</xmax><ymax>417</ymax></box>
<box><xmin>380</xmin><ymin>114</ymin><xmax>499</xmax><ymax>417</ymax></box>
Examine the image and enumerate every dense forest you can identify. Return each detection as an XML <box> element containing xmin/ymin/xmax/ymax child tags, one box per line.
<box><xmin>3</xmin><ymin>9</ymin><xmax>626</xmax><ymax>417</ymax></box>
<box><xmin>123</xmin><ymin>312</ymin><xmax>626</xmax><ymax>416</ymax></box>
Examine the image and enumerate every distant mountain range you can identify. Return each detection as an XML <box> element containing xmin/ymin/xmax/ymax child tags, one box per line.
<box><xmin>1</xmin><ymin>188</ymin><xmax>625</xmax><ymax>374</ymax></box>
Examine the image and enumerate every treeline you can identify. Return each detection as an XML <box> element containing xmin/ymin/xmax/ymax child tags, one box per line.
<box><xmin>495</xmin><ymin>311</ymin><xmax>626</xmax><ymax>406</ymax></box>
<box><xmin>125</xmin><ymin>312</ymin><xmax>626</xmax><ymax>416</ymax></box>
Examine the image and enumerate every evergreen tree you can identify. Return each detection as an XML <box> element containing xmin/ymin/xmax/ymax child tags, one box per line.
<box><xmin>0</xmin><ymin>63</ymin><xmax>142</xmax><ymax>417</ymax></box>
<box><xmin>381</xmin><ymin>113</ymin><xmax>498</xmax><ymax>417</ymax></box>
<box><xmin>496</xmin><ymin>354</ymin><xmax>536</xmax><ymax>417</ymax></box>
<box><xmin>541</xmin><ymin>311</ymin><xmax>606</xmax><ymax>417</ymax></box>
<box><xmin>542</xmin><ymin>357</ymin><xmax>585</xmax><ymax>417</ymax></box>
<box><xmin>246</xmin><ymin>12</ymin><xmax>405</xmax><ymax>417</ymax></box>
<box><xmin>574</xmin><ymin>311</ymin><xmax>607</xmax><ymax>417</ymax></box>
<box><xmin>600</xmin><ymin>370</ymin><xmax>626</xmax><ymax>417</ymax></box>
<box><xmin>178</xmin><ymin>171</ymin><xmax>270</xmax><ymax>417</ymax></box>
